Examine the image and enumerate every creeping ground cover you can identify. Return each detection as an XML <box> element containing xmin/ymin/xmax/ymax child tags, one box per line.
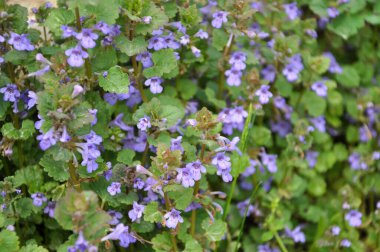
<box><xmin>1</xmin><ymin>0</ymin><xmax>380</xmax><ymax>251</ymax></box>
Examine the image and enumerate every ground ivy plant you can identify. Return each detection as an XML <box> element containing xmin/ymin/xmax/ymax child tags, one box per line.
<box><xmin>0</xmin><ymin>0</ymin><xmax>380</xmax><ymax>251</ymax></box>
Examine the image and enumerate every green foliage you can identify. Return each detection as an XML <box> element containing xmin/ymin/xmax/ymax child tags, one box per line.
<box><xmin>99</xmin><ymin>66</ymin><xmax>130</xmax><ymax>94</ymax></box>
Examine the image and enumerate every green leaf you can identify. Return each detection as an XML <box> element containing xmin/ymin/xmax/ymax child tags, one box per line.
<box><xmin>143</xmin><ymin>49</ymin><xmax>178</xmax><ymax>78</ymax></box>
<box><xmin>55</xmin><ymin>189</ymin><xmax>110</xmax><ymax>240</ymax></box>
<box><xmin>99</xmin><ymin>66</ymin><xmax>130</xmax><ymax>94</ymax></box>
<box><xmin>4</xmin><ymin>50</ymin><xmax>29</xmax><ymax>65</ymax></box>
<box><xmin>205</xmin><ymin>88</ymin><xmax>226</xmax><ymax>109</ymax></box>
<box><xmin>115</xmin><ymin>36</ymin><xmax>148</xmax><ymax>57</ymax></box>
<box><xmin>15</xmin><ymin>198</ymin><xmax>35</xmax><ymax>218</ymax></box>
<box><xmin>308</xmin><ymin>0</ymin><xmax>328</xmax><ymax>16</ymax></box>
<box><xmin>45</xmin><ymin>9</ymin><xmax>75</xmax><ymax>37</ymax></box>
<box><xmin>152</xmin><ymin>232</ymin><xmax>173</xmax><ymax>252</ymax></box>
<box><xmin>0</xmin><ymin>230</ymin><xmax>19</xmax><ymax>252</ymax></box>
<box><xmin>68</xmin><ymin>0</ymin><xmax>120</xmax><ymax>24</ymax></box>
<box><xmin>91</xmin><ymin>47</ymin><xmax>118</xmax><ymax>72</ymax></box>
<box><xmin>303</xmin><ymin>91</ymin><xmax>326</xmax><ymax>117</ymax></box>
<box><xmin>307</xmin><ymin>176</ymin><xmax>326</xmax><ymax>196</ymax></box>
<box><xmin>19</xmin><ymin>244</ymin><xmax>48</xmax><ymax>252</ymax></box>
<box><xmin>327</xmin><ymin>13</ymin><xmax>365</xmax><ymax>39</ymax></box>
<box><xmin>249</xmin><ymin>126</ymin><xmax>272</xmax><ymax>147</ymax></box>
<box><xmin>184</xmin><ymin>239</ymin><xmax>202</xmax><ymax>252</ymax></box>
<box><xmin>117</xmin><ymin>149</ymin><xmax>136</xmax><ymax>165</ymax></box>
<box><xmin>212</xmin><ymin>29</ymin><xmax>229</xmax><ymax>51</ymax></box>
<box><xmin>336</xmin><ymin>66</ymin><xmax>360</xmax><ymax>87</ymax></box>
<box><xmin>202</xmin><ymin>219</ymin><xmax>227</xmax><ymax>242</ymax></box>
<box><xmin>261</xmin><ymin>231</ymin><xmax>274</xmax><ymax>242</ymax></box>
<box><xmin>135</xmin><ymin>1</ymin><xmax>169</xmax><ymax>35</ymax></box>
<box><xmin>179</xmin><ymin>4</ymin><xmax>201</xmax><ymax>27</ymax></box>
<box><xmin>14</xmin><ymin>165</ymin><xmax>44</xmax><ymax>192</ymax></box>
<box><xmin>132</xmin><ymin>221</ymin><xmax>155</xmax><ymax>233</ymax></box>
<box><xmin>8</xmin><ymin>4</ymin><xmax>28</xmax><ymax>34</ymax></box>
<box><xmin>309</xmin><ymin>56</ymin><xmax>330</xmax><ymax>74</ymax></box>
<box><xmin>39</xmin><ymin>153</ymin><xmax>70</xmax><ymax>182</ymax></box>
<box><xmin>1</xmin><ymin>120</ymin><xmax>35</xmax><ymax>140</ymax></box>
<box><xmin>177</xmin><ymin>79</ymin><xmax>198</xmax><ymax>100</ymax></box>
<box><xmin>167</xmin><ymin>187</ymin><xmax>194</xmax><ymax>210</ymax></box>
<box><xmin>160</xmin><ymin>105</ymin><xmax>185</xmax><ymax>128</ymax></box>
<box><xmin>144</xmin><ymin>201</ymin><xmax>163</xmax><ymax>223</ymax></box>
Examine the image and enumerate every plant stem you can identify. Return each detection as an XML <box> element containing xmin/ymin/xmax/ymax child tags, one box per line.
<box><xmin>127</xmin><ymin>20</ymin><xmax>147</xmax><ymax>103</ymax></box>
<box><xmin>217</xmin><ymin>34</ymin><xmax>234</xmax><ymax>99</ymax></box>
<box><xmin>190</xmin><ymin>143</ymin><xmax>206</xmax><ymax>237</ymax></box>
<box><xmin>164</xmin><ymin>193</ymin><xmax>178</xmax><ymax>252</ymax></box>
<box><xmin>223</xmin><ymin>104</ymin><xmax>255</xmax><ymax>221</ymax></box>
<box><xmin>274</xmin><ymin>231</ymin><xmax>289</xmax><ymax>252</ymax></box>
<box><xmin>68</xmin><ymin>161</ymin><xmax>81</xmax><ymax>191</ymax></box>
<box><xmin>234</xmin><ymin>182</ymin><xmax>262</xmax><ymax>252</ymax></box>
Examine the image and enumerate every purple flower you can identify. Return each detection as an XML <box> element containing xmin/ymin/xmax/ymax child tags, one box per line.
<box><xmin>44</xmin><ymin>201</ymin><xmax>56</xmax><ymax>218</ymax></box>
<box><xmin>327</xmin><ymin>7</ymin><xmax>339</xmax><ymax>18</ymax></box>
<box><xmin>242</xmin><ymin>159</ymin><xmax>259</xmax><ymax>177</ymax></box>
<box><xmin>310</xmin><ymin>116</ymin><xmax>326</xmax><ymax>132</ymax></box>
<box><xmin>68</xmin><ymin>232</ymin><xmax>89</xmax><ymax>252</ymax></box>
<box><xmin>8</xmin><ymin>32</ymin><xmax>34</xmax><ymax>51</ymax></box>
<box><xmin>61</xmin><ymin>25</ymin><xmax>77</xmax><ymax>38</ymax></box>
<box><xmin>137</xmin><ymin>116</ymin><xmax>151</xmax><ymax>132</ymax></box>
<box><xmin>75</xmin><ymin>28</ymin><xmax>98</xmax><ymax>49</ymax></box>
<box><xmin>258</xmin><ymin>244</ymin><xmax>280</xmax><ymax>252</ymax></box>
<box><xmin>107</xmin><ymin>182</ymin><xmax>122</xmax><ymax>196</ymax></box>
<box><xmin>311</xmin><ymin>81</ymin><xmax>328</xmax><ymax>97</ymax></box>
<box><xmin>128</xmin><ymin>202</ymin><xmax>145</xmax><ymax>222</ymax></box>
<box><xmin>101</xmin><ymin>223</ymin><xmax>137</xmax><ymax>248</ymax></box>
<box><xmin>340</xmin><ymin>239</ymin><xmax>351</xmax><ymax>248</ymax></box>
<box><xmin>179</xmin><ymin>35</ymin><xmax>190</xmax><ymax>45</ymax></box>
<box><xmin>195</xmin><ymin>29</ymin><xmax>209</xmax><ymax>39</ymax></box>
<box><xmin>164</xmin><ymin>209</ymin><xmax>184</xmax><ymax>229</ymax></box>
<box><xmin>186</xmin><ymin>160</ymin><xmax>206</xmax><ymax>181</ymax></box>
<box><xmin>261</xmin><ymin>153</ymin><xmax>277</xmax><ymax>173</ymax></box>
<box><xmin>144</xmin><ymin>77</ymin><xmax>163</xmax><ymax>94</ymax></box>
<box><xmin>306</xmin><ymin>151</ymin><xmax>319</xmax><ymax>168</ymax></box>
<box><xmin>345</xmin><ymin>210</ymin><xmax>362</xmax><ymax>227</ymax></box>
<box><xmin>171</xmin><ymin>136</ymin><xmax>184</xmax><ymax>152</ymax></box>
<box><xmin>191</xmin><ymin>46</ymin><xmax>201</xmax><ymax>58</ymax></box>
<box><xmin>229</xmin><ymin>52</ymin><xmax>247</xmax><ymax>70</ymax></box>
<box><xmin>95</xmin><ymin>21</ymin><xmax>111</xmax><ymax>35</ymax></box>
<box><xmin>283</xmin><ymin>2</ymin><xmax>300</xmax><ymax>20</ymax></box>
<box><xmin>225</xmin><ymin>68</ymin><xmax>242</xmax><ymax>86</ymax></box>
<box><xmin>306</xmin><ymin>29</ymin><xmax>318</xmax><ymax>38</ymax></box>
<box><xmin>211</xmin><ymin>11</ymin><xmax>228</xmax><ymax>29</ymax></box>
<box><xmin>148</xmin><ymin>36</ymin><xmax>166</xmax><ymax>51</ymax></box>
<box><xmin>108</xmin><ymin>210</ymin><xmax>123</xmax><ymax>225</ymax></box>
<box><xmin>31</xmin><ymin>192</ymin><xmax>47</xmax><ymax>207</ymax></box>
<box><xmin>237</xmin><ymin>199</ymin><xmax>256</xmax><ymax>217</ymax></box>
<box><xmin>255</xmin><ymin>85</ymin><xmax>273</xmax><ymax>104</ymax></box>
<box><xmin>323</xmin><ymin>52</ymin><xmax>342</xmax><ymax>74</ymax></box>
<box><xmin>136</xmin><ymin>52</ymin><xmax>153</xmax><ymax>68</ymax></box>
<box><xmin>88</xmin><ymin>109</ymin><xmax>98</xmax><ymax>126</ymax></box>
<box><xmin>331</xmin><ymin>226</ymin><xmax>340</xmax><ymax>236</ymax></box>
<box><xmin>65</xmin><ymin>45</ymin><xmax>89</xmax><ymax>67</ymax></box>
<box><xmin>133</xmin><ymin>178</ymin><xmax>145</xmax><ymax>190</ymax></box>
<box><xmin>285</xmin><ymin>226</ymin><xmax>306</xmax><ymax>243</ymax></box>
<box><xmin>166</xmin><ymin>23</ymin><xmax>184</xmax><ymax>35</ymax></box>
<box><xmin>36</xmin><ymin>127</ymin><xmax>59</xmax><ymax>150</ymax></box>
<box><xmin>0</xmin><ymin>84</ymin><xmax>20</xmax><ymax>102</ymax></box>
<box><xmin>212</xmin><ymin>153</ymin><xmax>231</xmax><ymax>170</ymax></box>
<box><xmin>176</xmin><ymin>167</ymin><xmax>195</xmax><ymax>187</ymax></box>
<box><xmin>282</xmin><ymin>54</ymin><xmax>303</xmax><ymax>82</ymax></box>
<box><xmin>163</xmin><ymin>34</ymin><xmax>181</xmax><ymax>49</ymax></box>
<box><xmin>261</xmin><ymin>65</ymin><xmax>276</xmax><ymax>83</ymax></box>
<box><xmin>217</xmin><ymin>168</ymin><xmax>233</xmax><ymax>182</ymax></box>
<box><xmin>72</xmin><ymin>84</ymin><xmax>84</xmax><ymax>98</ymax></box>
<box><xmin>141</xmin><ymin>16</ymin><xmax>152</xmax><ymax>24</ymax></box>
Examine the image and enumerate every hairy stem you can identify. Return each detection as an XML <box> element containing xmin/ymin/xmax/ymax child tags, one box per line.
<box><xmin>274</xmin><ymin>231</ymin><xmax>289</xmax><ymax>252</ymax></box>
<box><xmin>68</xmin><ymin>161</ymin><xmax>81</xmax><ymax>191</ymax></box>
